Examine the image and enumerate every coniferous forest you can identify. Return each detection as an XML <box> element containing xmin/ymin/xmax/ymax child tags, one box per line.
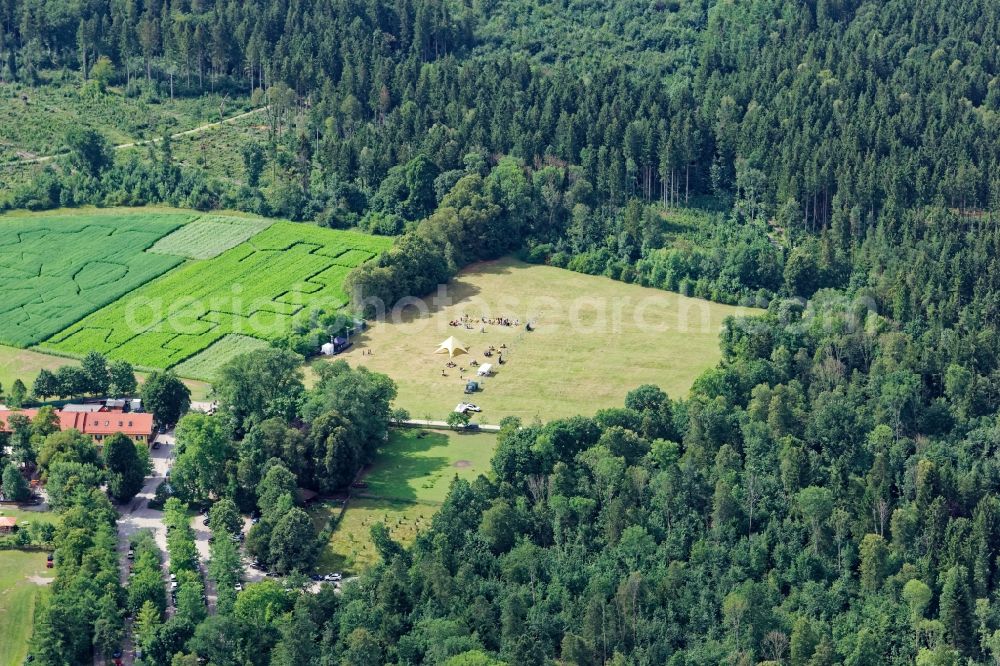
<box><xmin>3</xmin><ymin>0</ymin><xmax>1000</xmax><ymax>664</ymax></box>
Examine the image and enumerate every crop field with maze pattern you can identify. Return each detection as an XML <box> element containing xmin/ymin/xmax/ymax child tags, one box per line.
<box><xmin>45</xmin><ymin>222</ymin><xmax>392</xmax><ymax>368</ymax></box>
<box><xmin>0</xmin><ymin>212</ymin><xmax>190</xmax><ymax>346</ymax></box>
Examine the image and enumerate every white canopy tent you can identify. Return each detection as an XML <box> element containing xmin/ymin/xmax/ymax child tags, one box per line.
<box><xmin>435</xmin><ymin>336</ymin><xmax>469</xmax><ymax>358</ymax></box>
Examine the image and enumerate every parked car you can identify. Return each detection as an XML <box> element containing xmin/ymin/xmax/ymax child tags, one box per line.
<box><xmin>152</xmin><ymin>440</ymin><xmax>161</xmax><ymax>450</ymax></box>
<box><xmin>234</xmin><ymin>582</ymin><xmax>243</xmax><ymax>592</ymax></box>
<box><xmin>324</xmin><ymin>573</ymin><xmax>342</xmax><ymax>582</ymax></box>
<box><xmin>127</xmin><ymin>549</ymin><xmax>134</xmax><ymax>560</ymax></box>
<box><xmin>202</xmin><ymin>517</ymin><xmax>210</xmax><ymax>526</ymax></box>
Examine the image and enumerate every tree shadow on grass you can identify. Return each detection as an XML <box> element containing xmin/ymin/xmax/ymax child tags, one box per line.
<box><xmin>361</xmin><ymin>429</ymin><xmax>466</xmax><ymax>503</ymax></box>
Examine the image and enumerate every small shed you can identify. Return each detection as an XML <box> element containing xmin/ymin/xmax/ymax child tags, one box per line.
<box><xmin>0</xmin><ymin>516</ymin><xmax>18</xmax><ymax>534</ymax></box>
<box><xmin>476</xmin><ymin>363</ymin><xmax>493</xmax><ymax>377</ymax></box>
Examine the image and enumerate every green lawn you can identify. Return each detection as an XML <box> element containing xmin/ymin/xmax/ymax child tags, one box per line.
<box><xmin>47</xmin><ymin>223</ymin><xmax>392</xmax><ymax>369</ymax></box>
<box><xmin>310</xmin><ymin>428</ymin><xmax>497</xmax><ymax>574</ymax></box>
<box><xmin>318</xmin><ymin>256</ymin><xmax>761</xmax><ymax>422</ymax></box>
<box><xmin>311</xmin><ymin>499</ymin><xmax>431</xmax><ymax>574</ymax></box>
<box><xmin>0</xmin><ymin>345</ymin><xmax>75</xmax><ymax>400</ymax></box>
<box><xmin>361</xmin><ymin>428</ymin><xmax>497</xmax><ymax>504</ymax></box>
<box><xmin>0</xmin><ymin>550</ymin><xmax>53</xmax><ymax>666</ymax></box>
<box><xmin>0</xmin><ymin>506</ymin><xmax>59</xmax><ymax>528</ymax></box>
<box><xmin>0</xmin><ymin>210</ymin><xmax>191</xmax><ymax>346</ymax></box>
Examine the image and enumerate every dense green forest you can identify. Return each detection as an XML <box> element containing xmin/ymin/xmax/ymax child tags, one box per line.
<box><xmin>3</xmin><ymin>0</ymin><xmax>1000</xmax><ymax>663</ymax></box>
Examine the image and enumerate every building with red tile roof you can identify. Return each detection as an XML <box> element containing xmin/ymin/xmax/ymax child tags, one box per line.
<box><xmin>0</xmin><ymin>407</ymin><xmax>154</xmax><ymax>445</ymax></box>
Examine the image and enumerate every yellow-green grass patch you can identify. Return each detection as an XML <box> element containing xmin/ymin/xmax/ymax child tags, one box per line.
<box><xmin>0</xmin><ymin>551</ymin><xmax>54</xmax><ymax>666</ymax></box>
<box><xmin>148</xmin><ymin>215</ymin><xmax>274</xmax><ymax>259</ymax></box>
<box><xmin>0</xmin><ymin>345</ymin><xmax>76</xmax><ymax>400</ymax></box>
<box><xmin>172</xmin><ymin>334</ymin><xmax>271</xmax><ymax>382</ymax></box>
<box><xmin>319</xmin><ymin>257</ymin><xmax>761</xmax><ymax>422</ymax></box>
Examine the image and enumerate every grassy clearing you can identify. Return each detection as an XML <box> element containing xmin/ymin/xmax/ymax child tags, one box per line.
<box><xmin>0</xmin><ymin>506</ymin><xmax>59</xmax><ymax>528</ymax></box>
<box><xmin>361</xmin><ymin>428</ymin><xmax>497</xmax><ymax>504</ymax></box>
<box><xmin>0</xmin><ymin>551</ymin><xmax>53</xmax><ymax>666</ymax></box>
<box><xmin>47</xmin><ymin>223</ymin><xmax>392</xmax><ymax>369</ymax></box>
<box><xmin>0</xmin><ymin>211</ymin><xmax>191</xmax><ymax>346</ymax></box>
<box><xmin>320</xmin><ymin>257</ymin><xmax>760</xmax><ymax>422</ymax></box>
<box><xmin>172</xmin><ymin>334</ymin><xmax>271</xmax><ymax>381</ymax></box>
<box><xmin>311</xmin><ymin>499</ymin><xmax>430</xmax><ymax>574</ymax></box>
<box><xmin>310</xmin><ymin>428</ymin><xmax>497</xmax><ymax>574</ymax></box>
<box><xmin>148</xmin><ymin>215</ymin><xmax>274</xmax><ymax>259</ymax></box>
<box><xmin>0</xmin><ymin>345</ymin><xmax>76</xmax><ymax>399</ymax></box>
<box><xmin>155</xmin><ymin>112</ymin><xmax>263</xmax><ymax>185</ymax></box>
<box><xmin>0</xmin><ymin>343</ymin><xmax>210</xmax><ymax>404</ymax></box>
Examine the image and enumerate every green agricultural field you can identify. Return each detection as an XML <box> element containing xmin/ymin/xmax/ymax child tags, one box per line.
<box><xmin>172</xmin><ymin>334</ymin><xmax>271</xmax><ymax>381</ymax></box>
<box><xmin>360</xmin><ymin>428</ymin><xmax>498</xmax><ymax>504</ymax></box>
<box><xmin>0</xmin><ymin>211</ymin><xmax>191</xmax><ymax>347</ymax></box>
<box><xmin>47</xmin><ymin>223</ymin><xmax>393</xmax><ymax>369</ymax></box>
<box><xmin>0</xmin><ymin>551</ymin><xmax>53</xmax><ymax>666</ymax></box>
<box><xmin>323</xmin><ymin>257</ymin><xmax>761</xmax><ymax>422</ymax></box>
<box><xmin>148</xmin><ymin>215</ymin><xmax>274</xmax><ymax>259</ymax></box>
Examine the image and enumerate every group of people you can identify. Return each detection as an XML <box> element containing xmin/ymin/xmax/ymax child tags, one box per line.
<box><xmin>441</xmin><ymin>344</ymin><xmax>507</xmax><ymax>378</ymax></box>
<box><xmin>483</xmin><ymin>344</ymin><xmax>506</xmax><ymax>361</ymax></box>
<box><xmin>449</xmin><ymin>314</ymin><xmax>520</xmax><ymax>331</ymax></box>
